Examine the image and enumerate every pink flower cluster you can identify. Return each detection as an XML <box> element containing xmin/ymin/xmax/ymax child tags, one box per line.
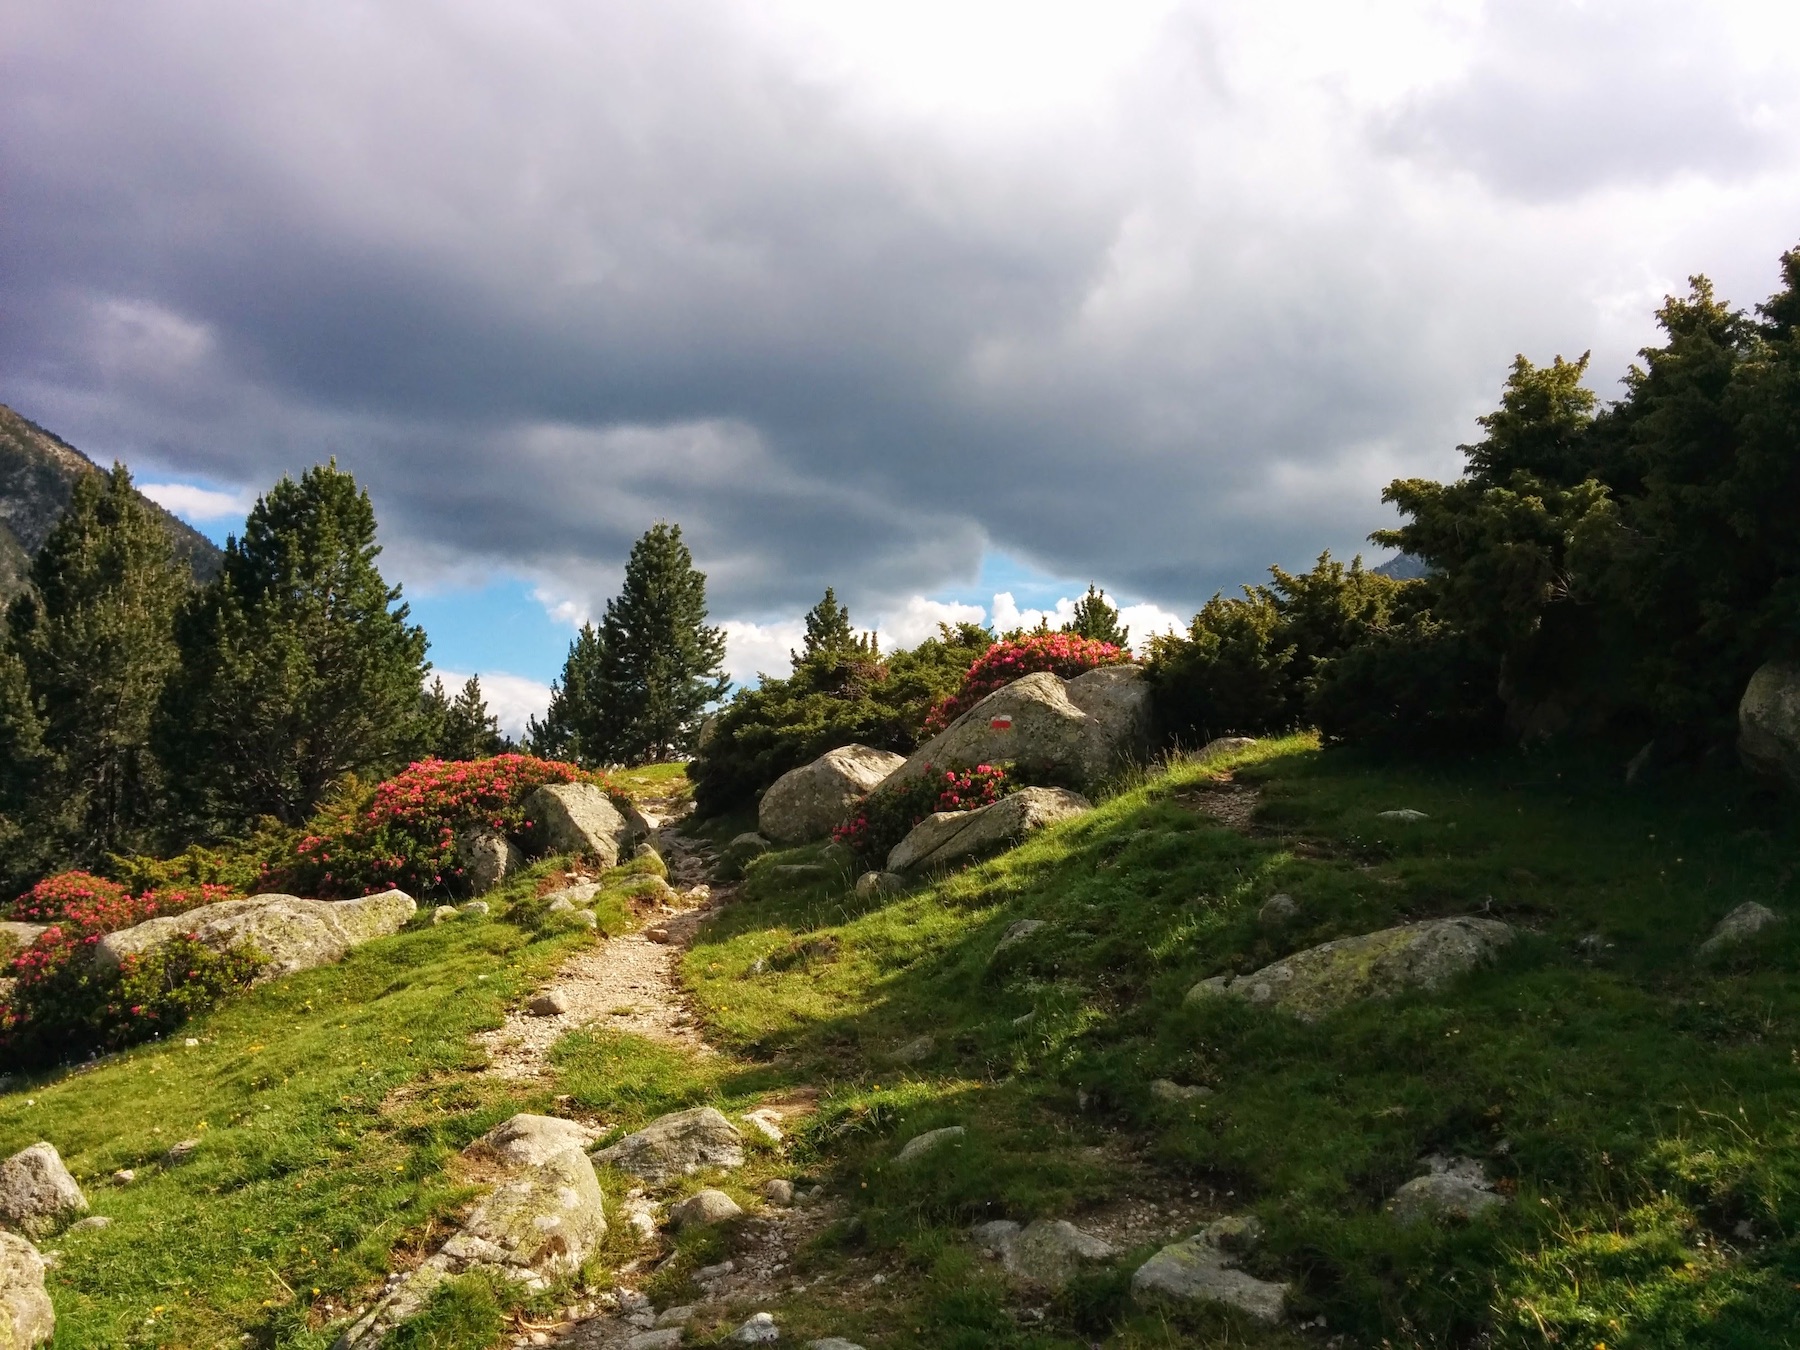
<box><xmin>921</xmin><ymin>632</ymin><xmax>1130</xmax><ymax>735</ymax></box>
<box><xmin>832</xmin><ymin>762</ymin><xmax>1013</xmax><ymax>862</ymax></box>
<box><xmin>5</xmin><ymin>871</ymin><xmax>233</xmax><ymax>940</ymax></box>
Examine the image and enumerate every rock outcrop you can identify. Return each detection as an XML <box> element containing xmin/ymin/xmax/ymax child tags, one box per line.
<box><xmin>526</xmin><ymin>783</ymin><xmax>642</xmax><ymax>867</ymax></box>
<box><xmin>1186</xmin><ymin>916</ymin><xmax>1515</xmax><ymax>1021</ymax></box>
<box><xmin>0</xmin><ymin>1232</ymin><xmax>53</xmax><ymax>1348</ymax></box>
<box><xmin>0</xmin><ymin>923</ymin><xmax>45</xmax><ymax>957</ymax></box>
<box><xmin>457</xmin><ymin>828</ymin><xmax>523</xmax><ymax>895</ymax></box>
<box><xmin>887</xmin><ymin>787</ymin><xmax>1091</xmax><ymax>875</ymax></box>
<box><xmin>1131</xmin><ymin>1216</ymin><xmax>1289</xmax><ymax>1323</ymax></box>
<box><xmin>477</xmin><ymin>1114</ymin><xmax>599</xmax><ymax>1167</ymax></box>
<box><xmin>1385</xmin><ymin>1156</ymin><xmax>1506</xmax><ymax>1224</ymax></box>
<box><xmin>0</xmin><ymin>1144</ymin><xmax>87</xmax><ymax>1239</ymax></box>
<box><xmin>1697</xmin><ymin>901</ymin><xmax>1785</xmax><ymax>958</ymax></box>
<box><xmin>971</xmin><ymin>1217</ymin><xmax>1117</xmax><ymax>1287</ymax></box>
<box><xmin>881</xmin><ymin>668</ymin><xmax>1151</xmax><ymax>793</ymax></box>
<box><xmin>592</xmin><ymin>1107</ymin><xmax>746</xmax><ymax>1184</ymax></box>
<box><xmin>1739</xmin><ymin>661</ymin><xmax>1800</xmax><ymax>787</ymax></box>
<box><xmin>895</xmin><ymin>1126</ymin><xmax>964</xmax><ymax>1165</ymax></box>
<box><xmin>759</xmin><ymin>745</ymin><xmax>907</xmax><ymax>844</ymax></box>
<box><xmin>95</xmin><ymin>891</ymin><xmax>416</xmax><ymax>978</ymax></box>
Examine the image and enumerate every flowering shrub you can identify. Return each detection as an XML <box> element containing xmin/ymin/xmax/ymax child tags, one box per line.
<box><xmin>0</xmin><ymin>930</ymin><xmax>261</xmax><ymax>1070</ymax></box>
<box><xmin>5</xmin><ymin>871</ymin><xmax>235</xmax><ymax>938</ymax></box>
<box><xmin>833</xmin><ymin>763</ymin><xmax>1014</xmax><ymax>867</ymax></box>
<box><xmin>273</xmin><ymin>754</ymin><xmax>620</xmax><ymax>899</ymax></box>
<box><xmin>921</xmin><ymin>633</ymin><xmax>1131</xmax><ymax>735</ymax></box>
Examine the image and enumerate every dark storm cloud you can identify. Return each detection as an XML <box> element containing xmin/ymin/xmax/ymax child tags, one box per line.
<box><xmin>2</xmin><ymin>0</ymin><xmax>1797</xmax><ymax>625</ymax></box>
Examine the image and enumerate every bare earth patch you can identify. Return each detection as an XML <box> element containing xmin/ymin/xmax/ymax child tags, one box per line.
<box><xmin>1176</xmin><ymin>776</ymin><xmax>1263</xmax><ymax>832</ymax></box>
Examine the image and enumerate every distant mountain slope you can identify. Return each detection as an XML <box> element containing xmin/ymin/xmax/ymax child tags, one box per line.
<box><xmin>0</xmin><ymin>403</ymin><xmax>224</xmax><ymax>603</ymax></box>
<box><xmin>1372</xmin><ymin>552</ymin><xmax>1429</xmax><ymax>580</ymax></box>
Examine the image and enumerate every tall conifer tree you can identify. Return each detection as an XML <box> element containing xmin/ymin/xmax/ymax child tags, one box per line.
<box><xmin>1063</xmin><ymin>584</ymin><xmax>1130</xmax><ymax>648</ymax></box>
<box><xmin>5</xmin><ymin>464</ymin><xmax>186</xmax><ymax>863</ymax></box>
<box><xmin>438</xmin><ymin>675</ymin><xmax>504</xmax><ymax>760</ymax></box>
<box><xmin>157</xmin><ymin>462</ymin><xmax>430</xmax><ymax>829</ymax></box>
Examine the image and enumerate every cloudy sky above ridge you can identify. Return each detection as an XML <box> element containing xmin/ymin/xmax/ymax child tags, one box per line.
<box><xmin>5</xmin><ymin>0</ymin><xmax>1800</xmax><ymax>725</ymax></box>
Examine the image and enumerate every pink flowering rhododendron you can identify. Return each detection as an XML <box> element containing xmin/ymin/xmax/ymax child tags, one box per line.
<box><xmin>921</xmin><ymin>633</ymin><xmax>1130</xmax><ymax>735</ymax></box>
<box><xmin>274</xmin><ymin>753</ymin><xmax>619</xmax><ymax>899</ymax></box>
<box><xmin>833</xmin><ymin>762</ymin><xmax>1015</xmax><ymax>865</ymax></box>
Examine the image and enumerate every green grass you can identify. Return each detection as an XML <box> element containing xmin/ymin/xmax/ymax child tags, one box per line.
<box><xmin>11</xmin><ymin>745</ymin><xmax>1800</xmax><ymax>1347</ymax></box>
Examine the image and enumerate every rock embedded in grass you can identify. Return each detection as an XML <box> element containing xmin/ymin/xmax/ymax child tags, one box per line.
<box><xmin>730</xmin><ymin>1311</ymin><xmax>780</xmax><ymax>1343</ymax></box>
<box><xmin>742</xmin><ymin>1108</ymin><xmax>784</xmax><ymax>1143</ymax></box>
<box><xmin>439</xmin><ymin>1145</ymin><xmax>606</xmax><ymax>1279</ymax></box>
<box><xmin>95</xmin><ymin>890</ymin><xmax>416</xmax><ymax>979</ymax></box>
<box><xmin>972</xmin><ymin>1217</ymin><xmax>1118</xmax><ymax>1287</ymax></box>
<box><xmin>1376</xmin><ymin>808</ymin><xmax>1430</xmax><ymax>822</ymax></box>
<box><xmin>457</xmin><ymin>827</ymin><xmax>523</xmax><ymax>895</ymax></box>
<box><xmin>887</xmin><ymin>787</ymin><xmax>1091</xmax><ymax>875</ymax></box>
<box><xmin>1198</xmin><ymin>736</ymin><xmax>1258</xmax><ymax>759</ymax></box>
<box><xmin>853</xmin><ymin>870</ymin><xmax>904</xmax><ymax>898</ymax></box>
<box><xmin>625</xmin><ymin>1331</ymin><xmax>682</xmax><ymax>1350</ymax></box>
<box><xmin>592</xmin><ymin>1107</ymin><xmax>746</xmax><ymax>1184</ymax></box>
<box><xmin>670</xmin><ymin>1188</ymin><xmax>744</xmax><ymax>1228</ymax></box>
<box><xmin>1185</xmin><ymin>916</ymin><xmax>1515</xmax><ymax>1021</ymax></box>
<box><xmin>0</xmin><ymin>1145</ymin><xmax>86</xmax><ymax>1240</ymax></box>
<box><xmin>889</xmin><ymin>1034</ymin><xmax>934</xmax><ymax>1064</ymax></box>
<box><xmin>1257</xmin><ymin>893</ymin><xmax>1300</xmax><ymax>927</ymax></box>
<box><xmin>1697</xmin><ymin>901</ymin><xmax>1784</xmax><ymax>958</ymax></box>
<box><xmin>0</xmin><ymin>1231</ymin><xmax>54</xmax><ymax>1348</ymax></box>
<box><xmin>479</xmin><ymin>1114</ymin><xmax>599</xmax><ymax>1167</ymax></box>
<box><xmin>1150</xmin><ymin>1079</ymin><xmax>1213</xmax><ymax>1103</ymax></box>
<box><xmin>1131</xmin><ymin>1216</ymin><xmax>1289</xmax><ymax>1323</ymax></box>
<box><xmin>164</xmin><ymin>1139</ymin><xmax>201</xmax><ymax>1165</ymax></box>
<box><xmin>807</xmin><ymin>1341</ymin><xmax>868</xmax><ymax>1350</ymax></box>
<box><xmin>895</xmin><ymin>1125</ymin><xmax>964</xmax><ymax>1164</ymax></box>
<box><xmin>1738</xmin><ymin>660</ymin><xmax>1800</xmax><ymax>787</ymax></box>
<box><xmin>993</xmin><ymin>918</ymin><xmax>1047</xmax><ymax>955</ymax></box>
<box><xmin>760</xmin><ymin>744</ymin><xmax>908</xmax><ymax>844</ymax></box>
<box><xmin>1385</xmin><ymin>1156</ymin><xmax>1506</xmax><ymax>1224</ymax></box>
<box><xmin>432</xmin><ymin>905</ymin><xmax>459</xmax><ymax>924</ymax></box>
<box><xmin>763</xmin><ymin>1179</ymin><xmax>795</xmax><ymax>1205</ymax></box>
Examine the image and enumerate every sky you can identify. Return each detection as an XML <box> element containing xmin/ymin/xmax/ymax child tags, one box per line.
<box><xmin>5</xmin><ymin>0</ymin><xmax>1800</xmax><ymax>734</ymax></box>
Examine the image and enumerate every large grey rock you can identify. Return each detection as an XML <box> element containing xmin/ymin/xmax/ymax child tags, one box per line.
<box><xmin>1698</xmin><ymin>901</ymin><xmax>1785</xmax><ymax>958</ymax></box>
<box><xmin>478</xmin><ymin>1114</ymin><xmax>600</xmax><ymax>1168</ymax></box>
<box><xmin>895</xmin><ymin>1126</ymin><xmax>964</xmax><ymax>1165</ymax></box>
<box><xmin>1739</xmin><ymin>661</ymin><xmax>1800</xmax><ymax>786</ymax></box>
<box><xmin>457</xmin><ymin>828</ymin><xmax>523</xmax><ymax>895</ymax></box>
<box><xmin>887</xmin><ymin>787</ymin><xmax>1091</xmax><ymax>875</ymax></box>
<box><xmin>760</xmin><ymin>744</ymin><xmax>907</xmax><ymax>844</ymax></box>
<box><xmin>0</xmin><ymin>1144</ymin><xmax>87</xmax><ymax>1239</ymax></box>
<box><xmin>0</xmin><ymin>1232</ymin><xmax>53</xmax><ymax>1347</ymax></box>
<box><xmin>730</xmin><ymin>1313</ymin><xmax>780</xmax><ymax>1343</ymax></box>
<box><xmin>439</xmin><ymin>1146</ymin><xmax>606</xmax><ymax>1277</ymax></box>
<box><xmin>670</xmin><ymin>1188</ymin><xmax>744</xmax><ymax>1229</ymax></box>
<box><xmin>1132</xmin><ymin>1216</ymin><xmax>1289</xmax><ymax>1323</ymax></box>
<box><xmin>881</xmin><ymin>667</ymin><xmax>1151</xmax><ymax>793</ymax></box>
<box><xmin>972</xmin><ymin>1217</ymin><xmax>1117</xmax><ymax>1287</ymax></box>
<box><xmin>1186</xmin><ymin>916</ymin><xmax>1515</xmax><ymax>1021</ymax></box>
<box><xmin>94</xmin><ymin>890</ymin><xmax>416</xmax><ymax>978</ymax></box>
<box><xmin>526</xmin><ymin>782</ymin><xmax>641</xmax><ymax>866</ymax></box>
<box><xmin>592</xmin><ymin>1107</ymin><xmax>746</xmax><ymax>1184</ymax></box>
<box><xmin>1386</xmin><ymin>1156</ymin><xmax>1506</xmax><ymax>1224</ymax></box>
<box><xmin>0</xmin><ymin>922</ymin><xmax>46</xmax><ymax>956</ymax></box>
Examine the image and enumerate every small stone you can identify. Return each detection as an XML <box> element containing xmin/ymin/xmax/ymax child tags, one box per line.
<box><xmin>571</xmin><ymin>910</ymin><xmax>598</xmax><ymax>928</ymax></box>
<box><xmin>460</xmin><ymin>901</ymin><xmax>490</xmax><ymax>917</ymax></box>
<box><xmin>1575</xmin><ymin>933</ymin><xmax>1615</xmax><ymax>959</ymax></box>
<box><xmin>853</xmin><ymin>871</ymin><xmax>904</xmax><ymax>899</ymax></box>
<box><xmin>528</xmin><ymin>991</ymin><xmax>571</xmax><ymax>1017</ymax></box>
<box><xmin>1132</xmin><ymin>1216</ymin><xmax>1289</xmax><ymax>1323</ymax></box>
<box><xmin>807</xmin><ymin>1341</ymin><xmax>868</xmax><ymax>1350</ymax></box>
<box><xmin>993</xmin><ymin>1218</ymin><xmax>1117</xmax><ymax>1287</ymax></box>
<box><xmin>547</xmin><ymin>897</ymin><xmax>577</xmax><ymax>914</ymax></box>
<box><xmin>111</xmin><ymin>1170</ymin><xmax>135</xmax><ymax>1186</ymax></box>
<box><xmin>1385</xmin><ymin>1156</ymin><xmax>1506</xmax><ymax>1224</ymax></box>
<box><xmin>654</xmin><ymin>1304</ymin><xmax>699</xmax><ymax>1327</ymax></box>
<box><xmin>741</xmin><ymin>1109</ymin><xmax>784</xmax><ymax>1143</ymax></box>
<box><xmin>993</xmin><ymin>919</ymin><xmax>1046</xmax><ymax>954</ymax></box>
<box><xmin>1150</xmin><ymin>1079</ymin><xmax>1213</xmax><ymax>1103</ymax></box>
<box><xmin>730</xmin><ymin>1312</ymin><xmax>780</xmax><ymax>1344</ymax></box>
<box><xmin>670</xmin><ymin>1188</ymin><xmax>744</xmax><ymax>1229</ymax></box>
<box><xmin>762</xmin><ymin>1179</ymin><xmax>795</xmax><ymax>1206</ymax></box>
<box><xmin>694</xmin><ymin>1259</ymin><xmax>736</xmax><ymax>1283</ymax></box>
<box><xmin>0</xmin><ymin>1231</ymin><xmax>54</xmax><ymax>1347</ymax></box>
<box><xmin>184</xmin><ymin>1038</ymin><xmax>199</xmax><ymax>1047</ymax></box>
<box><xmin>1011</xmin><ymin>1011</ymin><xmax>1036</xmax><ymax>1028</ymax></box>
<box><xmin>625</xmin><ymin>1332</ymin><xmax>681</xmax><ymax>1350</ymax></box>
<box><xmin>65</xmin><ymin>1216</ymin><xmax>111</xmax><ymax>1234</ymax></box>
<box><xmin>645</xmin><ymin>926</ymin><xmax>673</xmax><ymax>944</ymax></box>
<box><xmin>164</xmin><ymin>1139</ymin><xmax>201</xmax><ymax>1166</ymax></box>
<box><xmin>592</xmin><ymin>1107</ymin><xmax>746</xmax><ymax>1184</ymax></box>
<box><xmin>433</xmin><ymin>905</ymin><xmax>459</xmax><ymax>924</ymax></box>
<box><xmin>617</xmin><ymin>1289</ymin><xmax>652</xmax><ymax>1314</ymax></box>
<box><xmin>1257</xmin><ymin>893</ymin><xmax>1300</xmax><ymax>927</ymax></box>
<box><xmin>1698</xmin><ymin>902</ymin><xmax>1784</xmax><ymax>958</ymax></box>
<box><xmin>1198</xmin><ymin>736</ymin><xmax>1258</xmax><ymax>759</ymax></box>
<box><xmin>1376</xmin><ymin>809</ymin><xmax>1429</xmax><ymax>822</ymax></box>
<box><xmin>895</xmin><ymin>1126</ymin><xmax>964</xmax><ymax>1165</ymax></box>
<box><xmin>890</xmin><ymin>1035</ymin><xmax>934</xmax><ymax>1064</ymax></box>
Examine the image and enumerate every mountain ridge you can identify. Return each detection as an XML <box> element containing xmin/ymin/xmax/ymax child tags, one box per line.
<box><xmin>0</xmin><ymin>403</ymin><xmax>224</xmax><ymax>603</ymax></box>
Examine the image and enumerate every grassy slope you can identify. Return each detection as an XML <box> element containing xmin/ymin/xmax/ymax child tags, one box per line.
<box><xmin>7</xmin><ymin>742</ymin><xmax>1800</xmax><ymax>1348</ymax></box>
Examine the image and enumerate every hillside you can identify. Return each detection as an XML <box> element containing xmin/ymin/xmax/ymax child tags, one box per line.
<box><xmin>4</xmin><ymin>743</ymin><xmax>1796</xmax><ymax>1348</ymax></box>
<box><xmin>0</xmin><ymin>404</ymin><xmax>223</xmax><ymax>603</ymax></box>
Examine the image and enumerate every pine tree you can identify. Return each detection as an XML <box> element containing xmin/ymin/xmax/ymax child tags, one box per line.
<box><xmin>438</xmin><ymin>675</ymin><xmax>503</xmax><ymax>760</ymax></box>
<box><xmin>1063</xmin><ymin>584</ymin><xmax>1130</xmax><ymax>648</ymax></box>
<box><xmin>528</xmin><ymin>621</ymin><xmax>606</xmax><ymax>760</ymax></box>
<box><xmin>5</xmin><ymin>464</ymin><xmax>187</xmax><ymax>863</ymax></box>
<box><xmin>791</xmin><ymin>587</ymin><xmax>878</xmax><ymax>667</ymax></box>
<box><xmin>157</xmin><ymin>462</ymin><xmax>430</xmax><ymax>829</ymax></box>
<box><xmin>541</xmin><ymin>524</ymin><xmax>728</xmax><ymax>765</ymax></box>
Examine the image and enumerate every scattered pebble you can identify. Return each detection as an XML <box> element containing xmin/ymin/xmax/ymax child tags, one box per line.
<box><xmin>112</xmin><ymin>1169</ymin><xmax>135</xmax><ymax>1185</ymax></box>
<box><xmin>527</xmin><ymin>991</ymin><xmax>571</xmax><ymax>1017</ymax></box>
<box><xmin>763</xmin><ymin>1178</ymin><xmax>795</xmax><ymax>1206</ymax></box>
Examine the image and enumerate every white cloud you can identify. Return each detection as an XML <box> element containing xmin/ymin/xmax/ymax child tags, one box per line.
<box><xmin>874</xmin><ymin>596</ymin><xmax>988</xmax><ymax>649</ymax></box>
<box><xmin>430</xmin><ymin>670</ymin><xmax>554</xmax><ymax>739</ymax></box>
<box><xmin>989</xmin><ymin>591</ymin><xmax>1183</xmax><ymax>650</ymax></box>
<box><xmin>720</xmin><ymin>618</ymin><xmax>807</xmax><ymax>687</ymax></box>
<box><xmin>138</xmin><ymin>481</ymin><xmax>254</xmax><ymax>523</ymax></box>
